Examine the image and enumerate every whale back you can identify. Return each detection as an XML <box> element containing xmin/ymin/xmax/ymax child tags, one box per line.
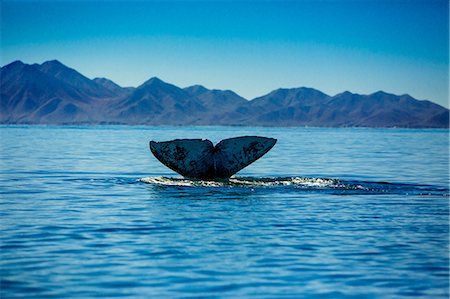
<box><xmin>150</xmin><ymin>136</ymin><xmax>277</xmax><ymax>180</ymax></box>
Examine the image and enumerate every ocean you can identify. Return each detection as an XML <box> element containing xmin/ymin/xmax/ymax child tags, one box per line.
<box><xmin>0</xmin><ymin>125</ymin><xmax>448</xmax><ymax>298</ymax></box>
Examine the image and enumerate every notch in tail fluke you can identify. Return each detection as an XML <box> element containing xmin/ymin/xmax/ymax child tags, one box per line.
<box><xmin>149</xmin><ymin>136</ymin><xmax>277</xmax><ymax>180</ymax></box>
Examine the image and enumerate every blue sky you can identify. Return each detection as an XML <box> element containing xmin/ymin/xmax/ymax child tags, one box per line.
<box><xmin>1</xmin><ymin>0</ymin><xmax>448</xmax><ymax>107</ymax></box>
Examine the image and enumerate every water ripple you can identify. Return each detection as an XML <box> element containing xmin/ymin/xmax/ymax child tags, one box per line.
<box><xmin>1</xmin><ymin>126</ymin><xmax>448</xmax><ymax>298</ymax></box>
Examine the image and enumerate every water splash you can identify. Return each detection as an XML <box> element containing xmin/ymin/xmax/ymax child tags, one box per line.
<box><xmin>140</xmin><ymin>176</ymin><xmax>448</xmax><ymax>196</ymax></box>
<box><xmin>141</xmin><ymin>176</ymin><xmax>335</xmax><ymax>187</ymax></box>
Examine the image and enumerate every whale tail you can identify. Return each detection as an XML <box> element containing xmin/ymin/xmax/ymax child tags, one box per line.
<box><xmin>149</xmin><ymin>136</ymin><xmax>277</xmax><ymax>180</ymax></box>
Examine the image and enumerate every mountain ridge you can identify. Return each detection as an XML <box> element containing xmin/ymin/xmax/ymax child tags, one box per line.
<box><xmin>1</xmin><ymin>60</ymin><xmax>448</xmax><ymax>127</ymax></box>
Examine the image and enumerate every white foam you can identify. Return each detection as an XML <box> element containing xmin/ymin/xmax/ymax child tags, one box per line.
<box><xmin>140</xmin><ymin>176</ymin><xmax>339</xmax><ymax>188</ymax></box>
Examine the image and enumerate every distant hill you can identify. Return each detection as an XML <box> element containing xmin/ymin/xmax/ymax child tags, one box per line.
<box><xmin>1</xmin><ymin>60</ymin><xmax>448</xmax><ymax>127</ymax></box>
<box><xmin>221</xmin><ymin>88</ymin><xmax>448</xmax><ymax>127</ymax></box>
<box><xmin>0</xmin><ymin>60</ymin><xmax>100</xmax><ymax>124</ymax></box>
<box><xmin>93</xmin><ymin>77</ymin><xmax>134</xmax><ymax>96</ymax></box>
<box><xmin>105</xmin><ymin>77</ymin><xmax>207</xmax><ymax>125</ymax></box>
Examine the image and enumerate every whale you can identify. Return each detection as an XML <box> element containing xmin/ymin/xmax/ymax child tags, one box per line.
<box><xmin>149</xmin><ymin>136</ymin><xmax>277</xmax><ymax>180</ymax></box>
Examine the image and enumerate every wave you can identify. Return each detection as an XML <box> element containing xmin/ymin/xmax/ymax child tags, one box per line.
<box><xmin>140</xmin><ymin>176</ymin><xmax>448</xmax><ymax>196</ymax></box>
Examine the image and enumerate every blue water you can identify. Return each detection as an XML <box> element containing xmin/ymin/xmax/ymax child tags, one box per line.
<box><xmin>0</xmin><ymin>126</ymin><xmax>448</xmax><ymax>298</ymax></box>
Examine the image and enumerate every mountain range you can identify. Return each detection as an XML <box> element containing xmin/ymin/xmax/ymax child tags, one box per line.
<box><xmin>1</xmin><ymin>60</ymin><xmax>448</xmax><ymax>127</ymax></box>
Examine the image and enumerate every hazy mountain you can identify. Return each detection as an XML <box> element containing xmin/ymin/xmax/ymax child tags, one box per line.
<box><xmin>184</xmin><ymin>84</ymin><xmax>209</xmax><ymax>96</ymax></box>
<box><xmin>37</xmin><ymin>60</ymin><xmax>115</xmax><ymax>98</ymax></box>
<box><xmin>108</xmin><ymin>77</ymin><xmax>207</xmax><ymax>124</ymax></box>
<box><xmin>1</xmin><ymin>60</ymin><xmax>448</xmax><ymax>127</ymax></box>
<box><xmin>321</xmin><ymin>91</ymin><xmax>448</xmax><ymax>127</ymax></box>
<box><xmin>93</xmin><ymin>77</ymin><xmax>134</xmax><ymax>96</ymax></box>
<box><xmin>184</xmin><ymin>85</ymin><xmax>247</xmax><ymax>110</ymax></box>
<box><xmin>224</xmin><ymin>87</ymin><xmax>331</xmax><ymax>126</ymax></box>
<box><xmin>0</xmin><ymin>60</ymin><xmax>94</xmax><ymax>123</ymax></box>
<box><xmin>184</xmin><ymin>85</ymin><xmax>248</xmax><ymax>124</ymax></box>
<box><xmin>225</xmin><ymin>88</ymin><xmax>449</xmax><ymax>127</ymax></box>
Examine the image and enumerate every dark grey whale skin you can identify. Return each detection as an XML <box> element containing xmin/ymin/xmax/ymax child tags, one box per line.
<box><xmin>149</xmin><ymin>136</ymin><xmax>277</xmax><ymax>180</ymax></box>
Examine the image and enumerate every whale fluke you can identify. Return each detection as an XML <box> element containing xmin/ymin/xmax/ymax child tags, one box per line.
<box><xmin>149</xmin><ymin>136</ymin><xmax>277</xmax><ymax>180</ymax></box>
<box><xmin>150</xmin><ymin>139</ymin><xmax>215</xmax><ymax>179</ymax></box>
